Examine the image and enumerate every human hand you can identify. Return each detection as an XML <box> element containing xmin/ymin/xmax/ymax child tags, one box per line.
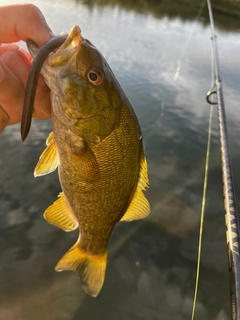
<box><xmin>0</xmin><ymin>4</ymin><xmax>54</xmax><ymax>133</ymax></box>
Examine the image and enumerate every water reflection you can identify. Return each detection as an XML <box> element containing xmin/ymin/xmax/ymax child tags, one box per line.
<box><xmin>76</xmin><ymin>0</ymin><xmax>240</xmax><ymax>31</ymax></box>
<box><xmin>1</xmin><ymin>0</ymin><xmax>240</xmax><ymax>319</ymax></box>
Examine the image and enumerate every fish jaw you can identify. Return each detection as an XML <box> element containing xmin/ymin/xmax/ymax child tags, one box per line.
<box><xmin>27</xmin><ymin>26</ymin><xmax>82</xmax><ymax>94</ymax></box>
<box><xmin>47</xmin><ymin>26</ymin><xmax>83</xmax><ymax>67</ymax></box>
<box><xmin>27</xmin><ymin>25</ymin><xmax>82</xmax><ymax>65</ymax></box>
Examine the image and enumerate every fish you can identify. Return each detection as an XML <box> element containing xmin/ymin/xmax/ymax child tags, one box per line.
<box><xmin>27</xmin><ymin>25</ymin><xmax>150</xmax><ymax>297</ymax></box>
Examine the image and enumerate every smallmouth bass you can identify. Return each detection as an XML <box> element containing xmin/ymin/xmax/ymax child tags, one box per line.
<box><xmin>27</xmin><ymin>26</ymin><xmax>150</xmax><ymax>297</ymax></box>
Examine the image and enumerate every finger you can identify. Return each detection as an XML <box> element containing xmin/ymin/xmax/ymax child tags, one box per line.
<box><xmin>0</xmin><ymin>60</ymin><xmax>24</xmax><ymax>126</ymax></box>
<box><xmin>0</xmin><ymin>44</ymin><xmax>32</xmax><ymax>66</ymax></box>
<box><xmin>0</xmin><ymin>43</ymin><xmax>19</xmax><ymax>55</ymax></box>
<box><xmin>1</xmin><ymin>50</ymin><xmax>51</xmax><ymax>120</ymax></box>
<box><xmin>0</xmin><ymin>4</ymin><xmax>54</xmax><ymax>46</ymax></box>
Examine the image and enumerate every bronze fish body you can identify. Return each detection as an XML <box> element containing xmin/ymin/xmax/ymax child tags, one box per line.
<box><xmin>29</xmin><ymin>26</ymin><xmax>150</xmax><ymax>297</ymax></box>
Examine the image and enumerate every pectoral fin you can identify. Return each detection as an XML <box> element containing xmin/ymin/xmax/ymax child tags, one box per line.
<box><xmin>44</xmin><ymin>192</ymin><xmax>78</xmax><ymax>232</ymax></box>
<box><xmin>120</xmin><ymin>154</ymin><xmax>150</xmax><ymax>222</ymax></box>
<box><xmin>34</xmin><ymin>132</ymin><xmax>59</xmax><ymax>177</ymax></box>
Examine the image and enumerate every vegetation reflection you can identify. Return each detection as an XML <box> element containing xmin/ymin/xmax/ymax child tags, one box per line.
<box><xmin>76</xmin><ymin>0</ymin><xmax>240</xmax><ymax>31</ymax></box>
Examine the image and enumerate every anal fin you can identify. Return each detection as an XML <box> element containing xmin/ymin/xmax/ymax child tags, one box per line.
<box><xmin>44</xmin><ymin>192</ymin><xmax>78</xmax><ymax>232</ymax></box>
<box><xmin>34</xmin><ymin>131</ymin><xmax>59</xmax><ymax>177</ymax></box>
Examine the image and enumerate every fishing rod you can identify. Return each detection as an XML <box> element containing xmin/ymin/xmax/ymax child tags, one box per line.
<box><xmin>206</xmin><ymin>0</ymin><xmax>240</xmax><ymax>318</ymax></box>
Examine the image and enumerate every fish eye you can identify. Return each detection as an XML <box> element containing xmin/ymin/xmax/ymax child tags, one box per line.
<box><xmin>87</xmin><ymin>69</ymin><xmax>103</xmax><ymax>85</ymax></box>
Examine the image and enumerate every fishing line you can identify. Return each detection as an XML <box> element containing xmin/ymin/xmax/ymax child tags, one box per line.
<box><xmin>191</xmin><ymin>8</ymin><xmax>216</xmax><ymax>318</ymax></box>
<box><xmin>190</xmin><ymin>103</ymin><xmax>213</xmax><ymax>320</ymax></box>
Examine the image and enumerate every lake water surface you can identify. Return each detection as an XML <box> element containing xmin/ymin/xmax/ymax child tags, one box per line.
<box><xmin>1</xmin><ymin>0</ymin><xmax>240</xmax><ymax>319</ymax></box>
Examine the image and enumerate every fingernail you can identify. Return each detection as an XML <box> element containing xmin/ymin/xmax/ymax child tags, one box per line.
<box><xmin>0</xmin><ymin>64</ymin><xmax>5</xmax><ymax>82</ymax></box>
<box><xmin>49</xmin><ymin>31</ymin><xmax>56</xmax><ymax>39</ymax></box>
<box><xmin>0</xmin><ymin>44</ymin><xmax>19</xmax><ymax>56</ymax></box>
<box><xmin>0</xmin><ymin>43</ymin><xmax>19</xmax><ymax>50</ymax></box>
<box><xmin>2</xmin><ymin>51</ymin><xmax>29</xmax><ymax>76</ymax></box>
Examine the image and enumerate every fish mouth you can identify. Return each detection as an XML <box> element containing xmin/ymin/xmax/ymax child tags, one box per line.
<box><xmin>47</xmin><ymin>25</ymin><xmax>83</xmax><ymax>67</ymax></box>
<box><xmin>21</xmin><ymin>26</ymin><xmax>82</xmax><ymax>141</ymax></box>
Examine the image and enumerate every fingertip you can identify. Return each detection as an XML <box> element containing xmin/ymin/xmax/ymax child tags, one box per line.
<box><xmin>49</xmin><ymin>31</ymin><xmax>56</xmax><ymax>39</ymax></box>
<box><xmin>0</xmin><ymin>59</ymin><xmax>25</xmax><ymax>125</ymax></box>
<box><xmin>21</xmin><ymin>4</ymin><xmax>54</xmax><ymax>45</ymax></box>
<box><xmin>1</xmin><ymin>50</ymin><xmax>30</xmax><ymax>78</ymax></box>
<box><xmin>0</xmin><ymin>4</ymin><xmax>54</xmax><ymax>46</ymax></box>
<box><xmin>0</xmin><ymin>43</ymin><xmax>19</xmax><ymax>55</ymax></box>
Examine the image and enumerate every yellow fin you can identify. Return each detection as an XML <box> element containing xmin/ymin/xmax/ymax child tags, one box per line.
<box><xmin>44</xmin><ymin>192</ymin><xmax>78</xmax><ymax>232</ymax></box>
<box><xmin>55</xmin><ymin>241</ymin><xmax>107</xmax><ymax>297</ymax></box>
<box><xmin>120</xmin><ymin>189</ymin><xmax>150</xmax><ymax>221</ymax></box>
<box><xmin>34</xmin><ymin>132</ymin><xmax>59</xmax><ymax>177</ymax></box>
<box><xmin>138</xmin><ymin>154</ymin><xmax>149</xmax><ymax>191</ymax></box>
<box><xmin>46</xmin><ymin>131</ymin><xmax>54</xmax><ymax>145</ymax></box>
<box><xmin>120</xmin><ymin>154</ymin><xmax>150</xmax><ymax>222</ymax></box>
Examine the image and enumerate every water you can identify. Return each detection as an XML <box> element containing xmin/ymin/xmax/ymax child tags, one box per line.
<box><xmin>1</xmin><ymin>0</ymin><xmax>240</xmax><ymax>319</ymax></box>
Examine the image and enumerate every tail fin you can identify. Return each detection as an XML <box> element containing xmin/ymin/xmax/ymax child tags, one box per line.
<box><xmin>55</xmin><ymin>242</ymin><xmax>107</xmax><ymax>297</ymax></box>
